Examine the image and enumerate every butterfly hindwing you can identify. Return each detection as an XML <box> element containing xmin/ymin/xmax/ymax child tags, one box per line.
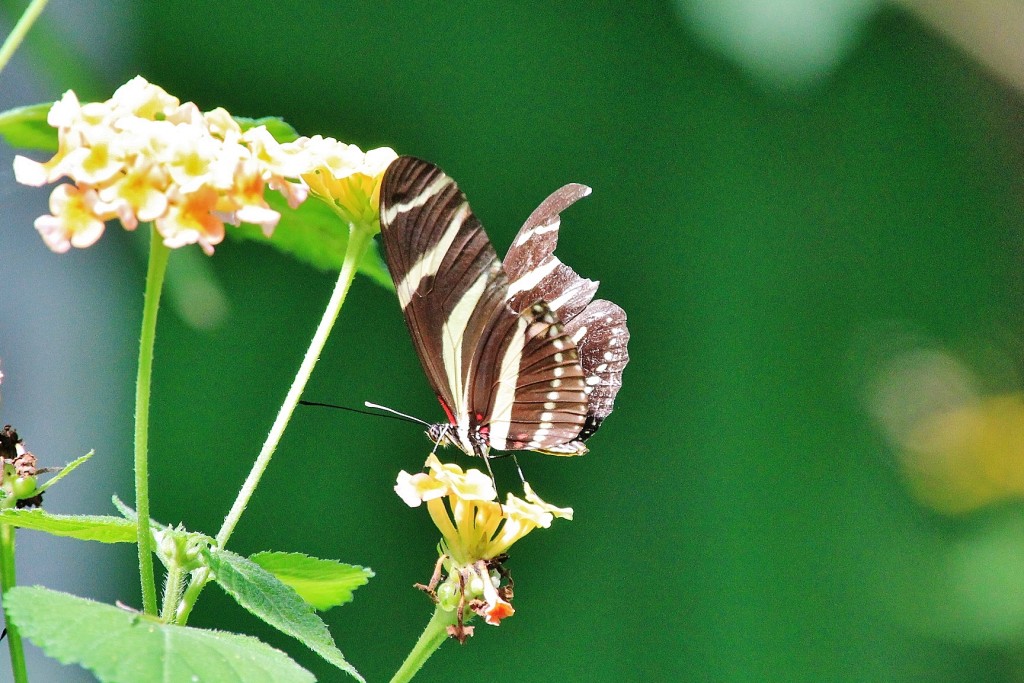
<box><xmin>503</xmin><ymin>184</ymin><xmax>630</xmax><ymax>446</ymax></box>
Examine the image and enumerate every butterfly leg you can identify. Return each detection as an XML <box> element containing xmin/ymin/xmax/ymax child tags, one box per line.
<box><xmin>510</xmin><ymin>453</ymin><xmax>528</xmax><ymax>488</ymax></box>
<box><xmin>472</xmin><ymin>439</ymin><xmax>503</xmax><ymax>505</ymax></box>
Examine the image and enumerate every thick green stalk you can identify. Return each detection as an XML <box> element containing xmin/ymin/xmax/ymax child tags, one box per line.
<box><xmin>0</xmin><ymin>524</ymin><xmax>28</xmax><ymax>683</ymax></box>
<box><xmin>0</xmin><ymin>0</ymin><xmax>49</xmax><ymax>78</ymax></box>
<box><xmin>135</xmin><ymin>227</ymin><xmax>170</xmax><ymax>615</ymax></box>
<box><xmin>176</xmin><ymin>224</ymin><xmax>374</xmax><ymax>624</ymax></box>
<box><xmin>389</xmin><ymin>605</ymin><xmax>456</xmax><ymax>683</ymax></box>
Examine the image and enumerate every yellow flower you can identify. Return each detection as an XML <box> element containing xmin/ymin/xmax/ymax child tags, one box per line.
<box><xmin>107</xmin><ymin>75</ymin><xmax>180</xmax><ymax>120</ymax></box>
<box><xmin>292</xmin><ymin>135</ymin><xmax>397</xmax><ymax>227</ymax></box>
<box><xmin>97</xmin><ymin>159</ymin><xmax>169</xmax><ymax>230</ymax></box>
<box><xmin>15</xmin><ymin>76</ymin><xmax>402</xmax><ymax>255</ymax></box>
<box><xmin>156</xmin><ymin>186</ymin><xmax>225</xmax><ymax>255</ymax></box>
<box><xmin>33</xmin><ymin>184</ymin><xmax>111</xmax><ymax>253</ymax></box>
<box><xmin>239</xmin><ymin>126</ymin><xmax>309</xmax><ymax>209</ymax></box>
<box><xmin>395</xmin><ymin>454</ymin><xmax>572</xmax><ymax>636</ymax></box>
<box><xmin>219</xmin><ymin>159</ymin><xmax>281</xmax><ymax>237</ymax></box>
<box><xmin>13</xmin><ymin>76</ymin><xmax>353</xmax><ymax>255</ymax></box>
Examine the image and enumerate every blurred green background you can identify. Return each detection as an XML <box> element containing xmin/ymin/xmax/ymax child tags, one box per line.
<box><xmin>4</xmin><ymin>1</ymin><xmax>1024</xmax><ymax>681</ymax></box>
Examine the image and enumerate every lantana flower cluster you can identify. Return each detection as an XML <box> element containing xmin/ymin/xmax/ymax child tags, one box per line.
<box><xmin>14</xmin><ymin>76</ymin><xmax>396</xmax><ymax>255</ymax></box>
<box><xmin>395</xmin><ymin>454</ymin><xmax>573</xmax><ymax>637</ymax></box>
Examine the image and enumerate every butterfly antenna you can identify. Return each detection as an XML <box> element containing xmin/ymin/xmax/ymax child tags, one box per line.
<box><xmin>363</xmin><ymin>402</ymin><xmax>431</xmax><ymax>427</ymax></box>
<box><xmin>298</xmin><ymin>400</ymin><xmax>430</xmax><ymax>427</ymax></box>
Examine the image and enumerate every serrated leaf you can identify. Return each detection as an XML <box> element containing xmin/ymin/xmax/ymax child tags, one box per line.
<box><xmin>228</xmin><ymin>192</ymin><xmax>394</xmax><ymax>290</ymax></box>
<box><xmin>0</xmin><ymin>102</ymin><xmax>57</xmax><ymax>151</ymax></box>
<box><xmin>207</xmin><ymin>548</ymin><xmax>363</xmax><ymax>681</ymax></box>
<box><xmin>250</xmin><ymin>552</ymin><xmax>373</xmax><ymax>611</ymax></box>
<box><xmin>234</xmin><ymin>116</ymin><xmax>300</xmax><ymax>143</ymax></box>
<box><xmin>36</xmin><ymin>450</ymin><xmax>94</xmax><ymax>496</ymax></box>
<box><xmin>0</xmin><ymin>509</ymin><xmax>136</xmax><ymax>543</ymax></box>
<box><xmin>5</xmin><ymin>586</ymin><xmax>314</xmax><ymax>683</ymax></box>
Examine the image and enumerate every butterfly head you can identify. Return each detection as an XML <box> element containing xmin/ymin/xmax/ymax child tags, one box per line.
<box><xmin>427</xmin><ymin>422</ymin><xmax>490</xmax><ymax>459</ymax></box>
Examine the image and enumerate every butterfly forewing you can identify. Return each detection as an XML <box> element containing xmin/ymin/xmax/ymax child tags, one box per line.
<box><xmin>378</xmin><ymin>156</ymin><xmax>591</xmax><ymax>455</ymax></box>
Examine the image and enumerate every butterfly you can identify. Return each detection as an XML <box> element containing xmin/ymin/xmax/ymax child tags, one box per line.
<box><xmin>377</xmin><ymin>156</ymin><xmax>628</xmax><ymax>459</ymax></box>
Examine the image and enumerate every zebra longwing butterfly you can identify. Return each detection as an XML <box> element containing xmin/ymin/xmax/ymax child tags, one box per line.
<box><xmin>378</xmin><ymin>156</ymin><xmax>629</xmax><ymax>458</ymax></box>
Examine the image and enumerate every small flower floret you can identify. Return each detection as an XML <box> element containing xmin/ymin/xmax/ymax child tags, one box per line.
<box><xmin>294</xmin><ymin>135</ymin><xmax>397</xmax><ymax>226</ymax></box>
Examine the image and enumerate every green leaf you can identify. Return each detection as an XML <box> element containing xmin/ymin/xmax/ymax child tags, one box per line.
<box><xmin>234</xmin><ymin>116</ymin><xmax>300</xmax><ymax>143</ymax></box>
<box><xmin>0</xmin><ymin>102</ymin><xmax>57</xmax><ymax>151</ymax></box>
<box><xmin>36</xmin><ymin>450</ymin><xmax>94</xmax><ymax>496</ymax></box>
<box><xmin>228</xmin><ymin>192</ymin><xmax>394</xmax><ymax>290</ymax></box>
<box><xmin>357</xmin><ymin>240</ymin><xmax>394</xmax><ymax>289</ymax></box>
<box><xmin>0</xmin><ymin>509</ymin><xmax>136</xmax><ymax>543</ymax></box>
<box><xmin>207</xmin><ymin>548</ymin><xmax>364</xmax><ymax>681</ymax></box>
<box><xmin>250</xmin><ymin>552</ymin><xmax>373</xmax><ymax>611</ymax></box>
<box><xmin>4</xmin><ymin>586</ymin><xmax>314</xmax><ymax>683</ymax></box>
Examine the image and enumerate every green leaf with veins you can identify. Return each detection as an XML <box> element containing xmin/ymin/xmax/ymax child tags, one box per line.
<box><xmin>5</xmin><ymin>586</ymin><xmax>315</xmax><ymax>683</ymax></box>
<box><xmin>0</xmin><ymin>509</ymin><xmax>135</xmax><ymax>543</ymax></box>
<box><xmin>250</xmin><ymin>551</ymin><xmax>373</xmax><ymax>611</ymax></box>
<box><xmin>208</xmin><ymin>547</ymin><xmax>364</xmax><ymax>681</ymax></box>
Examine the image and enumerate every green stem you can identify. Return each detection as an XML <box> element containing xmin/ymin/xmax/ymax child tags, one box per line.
<box><xmin>159</xmin><ymin>560</ymin><xmax>184</xmax><ymax>624</ymax></box>
<box><xmin>135</xmin><ymin>227</ymin><xmax>170</xmax><ymax>616</ymax></box>
<box><xmin>0</xmin><ymin>0</ymin><xmax>49</xmax><ymax>78</ymax></box>
<box><xmin>176</xmin><ymin>224</ymin><xmax>374</xmax><ymax>625</ymax></box>
<box><xmin>174</xmin><ymin>567</ymin><xmax>205</xmax><ymax>624</ymax></box>
<box><xmin>0</xmin><ymin>524</ymin><xmax>28</xmax><ymax>683</ymax></box>
<box><xmin>389</xmin><ymin>604</ymin><xmax>456</xmax><ymax>683</ymax></box>
<box><xmin>215</xmin><ymin>225</ymin><xmax>372</xmax><ymax>547</ymax></box>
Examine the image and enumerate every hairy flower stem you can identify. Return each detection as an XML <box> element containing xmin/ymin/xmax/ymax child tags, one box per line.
<box><xmin>0</xmin><ymin>524</ymin><xmax>28</xmax><ymax>683</ymax></box>
<box><xmin>160</xmin><ymin>561</ymin><xmax>185</xmax><ymax>624</ymax></box>
<box><xmin>0</xmin><ymin>0</ymin><xmax>49</xmax><ymax>78</ymax></box>
<box><xmin>135</xmin><ymin>227</ymin><xmax>170</xmax><ymax>615</ymax></box>
<box><xmin>389</xmin><ymin>604</ymin><xmax>457</xmax><ymax>683</ymax></box>
<box><xmin>176</xmin><ymin>224</ymin><xmax>374</xmax><ymax>625</ymax></box>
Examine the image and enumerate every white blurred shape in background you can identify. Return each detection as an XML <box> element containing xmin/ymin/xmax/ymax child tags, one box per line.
<box><xmin>676</xmin><ymin>0</ymin><xmax>883</xmax><ymax>89</ymax></box>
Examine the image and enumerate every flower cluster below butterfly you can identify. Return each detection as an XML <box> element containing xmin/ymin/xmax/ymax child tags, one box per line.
<box><xmin>378</xmin><ymin>156</ymin><xmax>629</xmax><ymax>460</ymax></box>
